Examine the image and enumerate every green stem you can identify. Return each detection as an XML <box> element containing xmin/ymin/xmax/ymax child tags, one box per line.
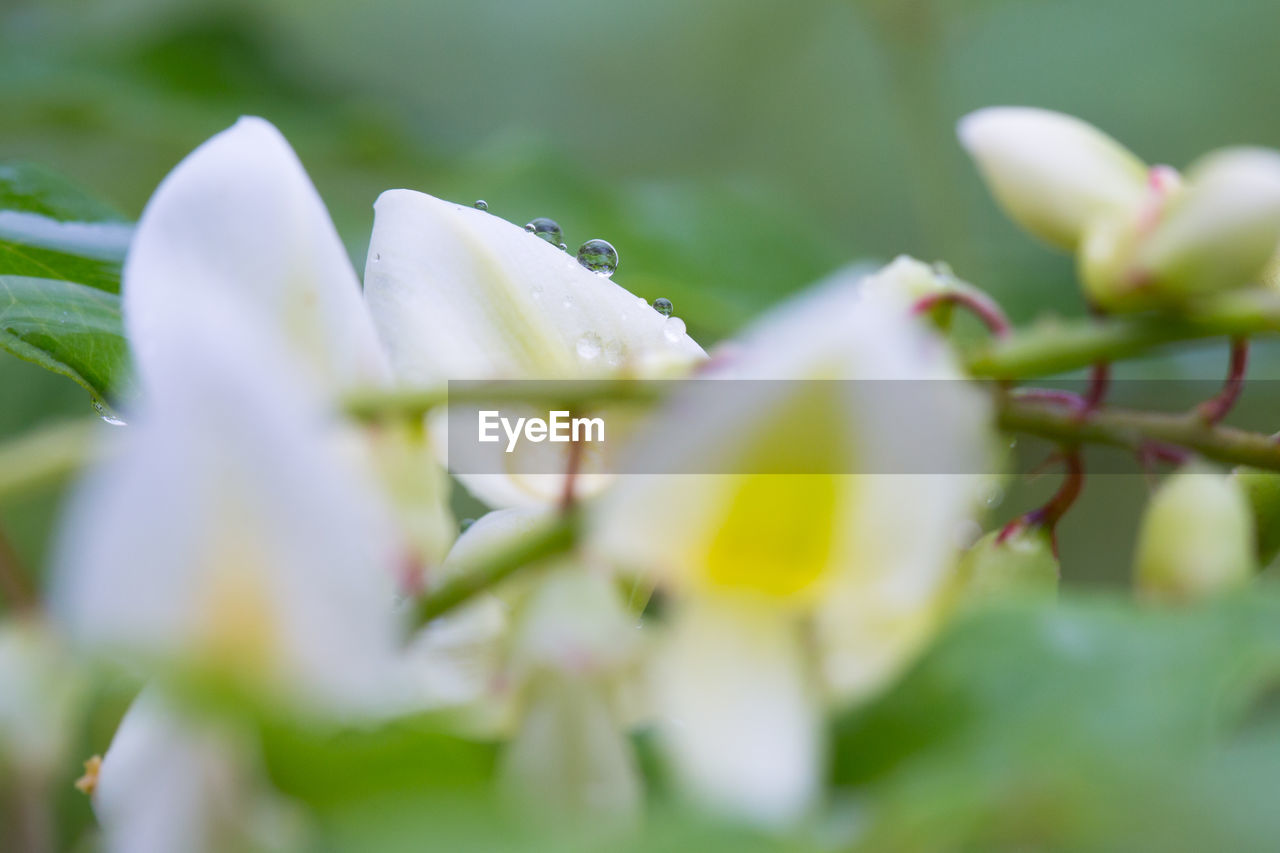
<box><xmin>966</xmin><ymin>290</ymin><xmax>1280</xmax><ymax>379</ymax></box>
<box><xmin>413</xmin><ymin>511</ymin><xmax>580</xmax><ymax>624</ymax></box>
<box><xmin>998</xmin><ymin>396</ymin><xmax>1280</xmax><ymax>469</ymax></box>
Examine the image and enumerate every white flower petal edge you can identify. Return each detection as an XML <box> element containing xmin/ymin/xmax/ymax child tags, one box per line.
<box><xmin>94</xmin><ymin>689</ymin><xmax>297</xmax><ymax>853</ymax></box>
<box><xmin>124</xmin><ymin>116</ymin><xmax>390</xmax><ymax>396</ymax></box>
<box><xmin>958</xmin><ymin>106</ymin><xmax>1148</xmax><ymax>250</ymax></box>
<box><xmin>656</xmin><ymin>598</ymin><xmax>820</xmax><ymax>825</ymax></box>
<box><xmin>55</xmin><ymin>299</ymin><xmax>406</xmax><ymax>716</ymax></box>
<box><xmin>363</xmin><ymin>189</ymin><xmax>705</xmax><ymax>383</ymax></box>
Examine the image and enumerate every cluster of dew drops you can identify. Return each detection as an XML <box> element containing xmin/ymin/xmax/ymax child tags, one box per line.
<box><xmin>473</xmin><ymin>200</ymin><xmax>687</xmax><ymax>357</ymax></box>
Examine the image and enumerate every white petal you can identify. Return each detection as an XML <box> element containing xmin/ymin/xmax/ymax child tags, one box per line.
<box><xmin>363</xmin><ymin>189</ymin><xmax>705</xmax><ymax>384</ymax></box>
<box><xmin>500</xmin><ymin>673</ymin><xmax>642</xmax><ymax>823</ymax></box>
<box><xmin>124</xmin><ymin>116</ymin><xmax>390</xmax><ymax>395</ymax></box>
<box><xmin>94</xmin><ymin>689</ymin><xmax>296</xmax><ymax>853</ymax></box>
<box><xmin>592</xmin><ymin>276</ymin><xmax>991</xmax><ymax>602</ymax></box>
<box><xmin>55</xmin><ymin>305</ymin><xmax>406</xmax><ymax>716</ymax></box>
<box><xmin>656</xmin><ymin>599</ymin><xmax>820</xmax><ymax>824</ymax></box>
<box><xmin>959</xmin><ymin>107</ymin><xmax>1147</xmax><ymax>250</ymax></box>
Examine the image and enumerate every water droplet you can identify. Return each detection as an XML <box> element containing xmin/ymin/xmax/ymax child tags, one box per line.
<box><xmin>577</xmin><ymin>332</ymin><xmax>602</xmax><ymax>360</ymax></box>
<box><xmin>473</xmin><ymin>200</ymin><xmax>488</xmax><ymax>211</ymax></box>
<box><xmin>653</xmin><ymin>297</ymin><xmax>674</xmax><ymax>317</ymax></box>
<box><xmin>663</xmin><ymin>317</ymin><xmax>687</xmax><ymax>342</ymax></box>
<box><xmin>558</xmin><ymin>242</ymin><xmax>568</xmax><ymax>251</ymax></box>
<box><xmin>983</xmin><ymin>483</ymin><xmax>1004</xmax><ymax>508</ymax></box>
<box><xmin>577</xmin><ymin>239</ymin><xmax>618</xmax><ymax>276</ymax></box>
<box><xmin>372</xmin><ymin>252</ymin><xmax>381</xmax><ymax>263</ymax></box>
<box><xmin>92</xmin><ymin>399</ymin><xmax>126</xmax><ymax>426</ymax></box>
<box><xmin>604</xmin><ymin>340</ymin><xmax>624</xmax><ymax>366</ymax></box>
<box><xmin>460</xmin><ymin>517</ymin><xmax>476</xmax><ymax>532</ymax></box>
<box><xmin>525</xmin><ymin>217</ymin><xmax>562</xmax><ymax>244</ymax></box>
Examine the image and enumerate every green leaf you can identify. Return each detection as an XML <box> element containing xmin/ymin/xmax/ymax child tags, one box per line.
<box><xmin>0</xmin><ymin>276</ymin><xmax>131</xmax><ymax>404</ymax></box>
<box><xmin>0</xmin><ymin>162</ymin><xmax>131</xmax><ymax>294</ymax></box>
<box><xmin>832</xmin><ymin>591</ymin><xmax>1280</xmax><ymax>850</ymax></box>
<box><xmin>0</xmin><ymin>164</ymin><xmax>134</xmax><ymax>405</ymax></box>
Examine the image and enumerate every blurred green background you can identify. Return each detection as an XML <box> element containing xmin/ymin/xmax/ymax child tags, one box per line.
<box><xmin>3</xmin><ymin>0</ymin><xmax>1278</xmax><ymax>585</ymax></box>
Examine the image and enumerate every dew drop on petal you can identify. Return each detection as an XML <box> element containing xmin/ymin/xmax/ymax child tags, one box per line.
<box><xmin>653</xmin><ymin>297</ymin><xmax>674</xmax><ymax>317</ymax></box>
<box><xmin>473</xmin><ymin>200</ymin><xmax>488</xmax><ymax>211</ymax></box>
<box><xmin>372</xmin><ymin>252</ymin><xmax>381</xmax><ymax>263</ymax></box>
<box><xmin>984</xmin><ymin>483</ymin><xmax>1004</xmax><ymax>508</ymax></box>
<box><xmin>577</xmin><ymin>332</ymin><xmax>603</xmax><ymax>360</ymax></box>
<box><xmin>558</xmin><ymin>242</ymin><xmax>568</xmax><ymax>251</ymax></box>
<box><xmin>604</xmin><ymin>340</ymin><xmax>623</xmax><ymax>366</ymax></box>
<box><xmin>525</xmin><ymin>217</ymin><xmax>562</xmax><ymax>244</ymax></box>
<box><xmin>663</xmin><ymin>316</ymin><xmax>687</xmax><ymax>342</ymax></box>
<box><xmin>577</xmin><ymin>239</ymin><xmax>618</xmax><ymax>276</ymax></box>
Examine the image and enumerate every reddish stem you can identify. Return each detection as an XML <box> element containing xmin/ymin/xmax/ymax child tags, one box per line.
<box><xmin>1196</xmin><ymin>337</ymin><xmax>1249</xmax><ymax>425</ymax></box>
<box><xmin>998</xmin><ymin>450</ymin><xmax>1084</xmax><ymax>555</ymax></box>
<box><xmin>913</xmin><ymin>289</ymin><xmax>1011</xmax><ymax>338</ymax></box>
<box><xmin>559</xmin><ymin>431</ymin><xmax>585</xmax><ymax>514</ymax></box>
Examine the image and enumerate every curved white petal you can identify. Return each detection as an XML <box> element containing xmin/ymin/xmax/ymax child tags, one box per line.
<box><xmin>55</xmin><ymin>303</ymin><xmax>405</xmax><ymax>716</ymax></box>
<box><xmin>94</xmin><ymin>689</ymin><xmax>297</xmax><ymax>853</ymax></box>
<box><xmin>363</xmin><ymin>189</ymin><xmax>705</xmax><ymax>383</ymax></box>
<box><xmin>124</xmin><ymin>116</ymin><xmax>390</xmax><ymax>396</ymax></box>
<box><xmin>656</xmin><ymin>599</ymin><xmax>820</xmax><ymax>824</ymax></box>
<box><xmin>959</xmin><ymin>107</ymin><xmax>1147</xmax><ymax>250</ymax></box>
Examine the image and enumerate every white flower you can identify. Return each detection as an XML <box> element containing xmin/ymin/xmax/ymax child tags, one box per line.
<box><xmin>121</xmin><ymin>115</ymin><xmax>453</xmax><ymax>571</ymax></box>
<box><xmin>961</xmin><ymin>107</ymin><xmax>1280</xmax><ymax>310</ymax></box>
<box><xmin>93</xmin><ymin>689</ymin><xmax>302</xmax><ymax>853</ymax></box>
<box><xmin>591</xmin><ymin>276</ymin><xmax>991</xmax><ymax>822</ymax></box>
<box><xmin>54</xmin><ymin>307</ymin><xmax>408</xmax><ymax>716</ymax></box>
<box><xmin>958</xmin><ymin>106</ymin><xmax>1147</xmax><ymax>250</ymax></box>
<box><xmin>1082</xmin><ymin>148</ymin><xmax>1280</xmax><ymax>308</ymax></box>
<box><xmin>124</xmin><ymin>116</ymin><xmax>391</xmax><ymax>396</ymax></box>
<box><xmin>362</xmin><ymin>189</ymin><xmax>707</xmax><ymax>507</ymax></box>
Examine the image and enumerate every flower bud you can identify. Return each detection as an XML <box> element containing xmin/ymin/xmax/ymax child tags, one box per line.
<box><xmin>958</xmin><ymin>107</ymin><xmax>1147</xmax><ymax>250</ymax></box>
<box><xmin>1231</xmin><ymin>466</ymin><xmax>1280</xmax><ymax>567</ymax></box>
<box><xmin>955</xmin><ymin>526</ymin><xmax>1059</xmax><ymax>603</ymax></box>
<box><xmin>1084</xmin><ymin>149</ymin><xmax>1280</xmax><ymax>310</ymax></box>
<box><xmin>1134</xmin><ymin>465</ymin><xmax>1256</xmax><ymax>603</ymax></box>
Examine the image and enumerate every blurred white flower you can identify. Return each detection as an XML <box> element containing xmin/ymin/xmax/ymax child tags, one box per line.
<box><xmin>362</xmin><ymin>189</ymin><xmax>706</xmax><ymax>507</ymax></box>
<box><xmin>592</xmin><ymin>279</ymin><xmax>991</xmax><ymax>823</ymax></box>
<box><xmin>93</xmin><ymin>688</ymin><xmax>303</xmax><ymax>853</ymax></box>
<box><xmin>121</xmin><ymin>114</ymin><xmax>453</xmax><ymax>573</ymax></box>
<box><xmin>55</xmin><ymin>306</ymin><xmax>408</xmax><ymax>716</ymax></box>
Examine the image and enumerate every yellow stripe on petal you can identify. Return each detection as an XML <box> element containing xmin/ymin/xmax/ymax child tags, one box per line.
<box><xmin>703</xmin><ymin>474</ymin><xmax>839</xmax><ymax>601</ymax></box>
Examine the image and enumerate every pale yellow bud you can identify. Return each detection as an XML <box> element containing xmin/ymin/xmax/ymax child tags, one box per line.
<box><xmin>958</xmin><ymin>107</ymin><xmax>1147</xmax><ymax>251</ymax></box>
<box><xmin>955</xmin><ymin>526</ymin><xmax>1059</xmax><ymax>602</ymax></box>
<box><xmin>1134</xmin><ymin>465</ymin><xmax>1256</xmax><ymax>603</ymax></box>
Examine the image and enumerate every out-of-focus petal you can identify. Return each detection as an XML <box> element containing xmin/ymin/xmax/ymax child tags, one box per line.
<box><xmin>124</xmin><ymin>116</ymin><xmax>390</xmax><ymax>395</ymax></box>
<box><xmin>55</xmin><ymin>303</ymin><xmax>405</xmax><ymax>716</ymax></box>
<box><xmin>959</xmin><ymin>107</ymin><xmax>1147</xmax><ymax>250</ymax></box>
<box><xmin>656</xmin><ymin>598</ymin><xmax>820</xmax><ymax>824</ymax></box>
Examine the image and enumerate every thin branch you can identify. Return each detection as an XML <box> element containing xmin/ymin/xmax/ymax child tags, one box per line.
<box><xmin>966</xmin><ymin>290</ymin><xmax>1280</xmax><ymax>379</ymax></box>
<box><xmin>413</xmin><ymin>511</ymin><xmax>580</xmax><ymax>625</ymax></box>
<box><xmin>1196</xmin><ymin>336</ymin><xmax>1249</xmax><ymax>425</ymax></box>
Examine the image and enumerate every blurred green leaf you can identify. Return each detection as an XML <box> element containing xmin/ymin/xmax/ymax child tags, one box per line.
<box><xmin>0</xmin><ymin>276</ymin><xmax>130</xmax><ymax>405</ymax></box>
<box><xmin>832</xmin><ymin>592</ymin><xmax>1280</xmax><ymax>850</ymax></box>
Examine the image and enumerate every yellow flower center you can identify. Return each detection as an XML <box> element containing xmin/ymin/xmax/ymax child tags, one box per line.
<box><xmin>703</xmin><ymin>473</ymin><xmax>839</xmax><ymax>601</ymax></box>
